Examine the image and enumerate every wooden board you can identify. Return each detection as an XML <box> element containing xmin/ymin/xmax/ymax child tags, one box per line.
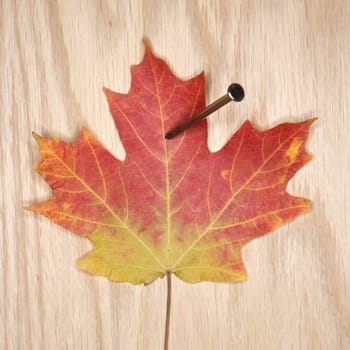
<box><xmin>1</xmin><ymin>0</ymin><xmax>349</xmax><ymax>349</ymax></box>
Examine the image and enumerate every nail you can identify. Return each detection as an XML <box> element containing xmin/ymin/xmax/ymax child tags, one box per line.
<box><xmin>165</xmin><ymin>83</ymin><xmax>245</xmax><ymax>140</ymax></box>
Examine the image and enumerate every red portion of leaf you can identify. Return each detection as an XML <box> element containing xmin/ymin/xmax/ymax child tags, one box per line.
<box><xmin>29</xmin><ymin>42</ymin><xmax>314</xmax><ymax>284</ymax></box>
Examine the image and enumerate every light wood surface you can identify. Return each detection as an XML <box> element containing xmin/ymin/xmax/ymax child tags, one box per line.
<box><xmin>1</xmin><ymin>0</ymin><xmax>350</xmax><ymax>349</ymax></box>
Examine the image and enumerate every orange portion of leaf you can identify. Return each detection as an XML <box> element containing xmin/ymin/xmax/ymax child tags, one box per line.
<box><xmin>28</xmin><ymin>42</ymin><xmax>314</xmax><ymax>285</ymax></box>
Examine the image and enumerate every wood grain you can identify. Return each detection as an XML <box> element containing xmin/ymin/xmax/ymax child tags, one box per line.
<box><xmin>1</xmin><ymin>0</ymin><xmax>349</xmax><ymax>349</ymax></box>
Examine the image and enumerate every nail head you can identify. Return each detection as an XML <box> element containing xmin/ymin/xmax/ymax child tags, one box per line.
<box><xmin>227</xmin><ymin>83</ymin><xmax>245</xmax><ymax>102</ymax></box>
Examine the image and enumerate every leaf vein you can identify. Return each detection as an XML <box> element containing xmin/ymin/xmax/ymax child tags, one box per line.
<box><xmin>46</xmin><ymin>149</ymin><xmax>166</xmax><ymax>270</ymax></box>
<box><xmin>172</xmin><ymin>124</ymin><xmax>307</xmax><ymax>269</ymax></box>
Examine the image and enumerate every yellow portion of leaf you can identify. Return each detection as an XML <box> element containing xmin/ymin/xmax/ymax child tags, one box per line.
<box><xmin>78</xmin><ymin>232</ymin><xmax>164</xmax><ymax>285</ymax></box>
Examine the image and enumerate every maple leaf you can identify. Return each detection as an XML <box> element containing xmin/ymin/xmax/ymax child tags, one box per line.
<box><xmin>28</xmin><ymin>41</ymin><xmax>314</xmax><ymax>285</ymax></box>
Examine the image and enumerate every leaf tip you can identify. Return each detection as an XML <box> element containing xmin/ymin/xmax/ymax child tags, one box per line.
<box><xmin>23</xmin><ymin>205</ymin><xmax>34</xmax><ymax>212</ymax></box>
<box><xmin>142</xmin><ymin>38</ymin><xmax>152</xmax><ymax>52</ymax></box>
<box><xmin>237</xmin><ymin>274</ymin><xmax>248</xmax><ymax>283</ymax></box>
<box><xmin>32</xmin><ymin>131</ymin><xmax>44</xmax><ymax>143</ymax></box>
<box><xmin>102</xmin><ymin>86</ymin><xmax>111</xmax><ymax>94</ymax></box>
<box><xmin>103</xmin><ymin>86</ymin><xmax>118</xmax><ymax>105</ymax></box>
<box><xmin>304</xmin><ymin>116</ymin><xmax>318</xmax><ymax>129</ymax></box>
<box><xmin>80</xmin><ymin>126</ymin><xmax>89</xmax><ymax>136</ymax></box>
<box><xmin>304</xmin><ymin>198</ymin><xmax>313</xmax><ymax>211</ymax></box>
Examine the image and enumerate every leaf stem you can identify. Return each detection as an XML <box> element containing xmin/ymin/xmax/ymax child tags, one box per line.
<box><xmin>164</xmin><ymin>272</ymin><xmax>172</xmax><ymax>350</ymax></box>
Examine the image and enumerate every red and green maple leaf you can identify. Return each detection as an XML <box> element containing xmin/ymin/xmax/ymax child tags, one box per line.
<box><xmin>28</xmin><ymin>42</ymin><xmax>314</xmax><ymax>285</ymax></box>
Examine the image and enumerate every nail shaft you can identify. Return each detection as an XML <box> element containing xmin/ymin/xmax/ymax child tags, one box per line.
<box><xmin>165</xmin><ymin>94</ymin><xmax>231</xmax><ymax>139</ymax></box>
<box><xmin>165</xmin><ymin>83</ymin><xmax>244</xmax><ymax>140</ymax></box>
